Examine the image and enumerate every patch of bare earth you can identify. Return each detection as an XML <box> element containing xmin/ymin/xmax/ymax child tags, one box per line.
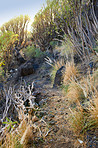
<box><xmin>38</xmin><ymin>86</ymin><xmax>74</xmax><ymax>148</ymax></box>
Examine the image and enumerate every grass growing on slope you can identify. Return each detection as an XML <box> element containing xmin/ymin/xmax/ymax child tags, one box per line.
<box><xmin>63</xmin><ymin>61</ymin><xmax>79</xmax><ymax>85</ymax></box>
<box><xmin>67</xmin><ymin>81</ymin><xmax>85</xmax><ymax>104</ymax></box>
<box><xmin>68</xmin><ymin>69</ymin><xmax>98</xmax><ymax>140</ymax></box>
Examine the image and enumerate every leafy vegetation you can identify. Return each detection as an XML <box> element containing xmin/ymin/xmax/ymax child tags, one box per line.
<box><xmin>0</xmin><ymin>0</ymin><xmax>98</xmax><ymax>147</ymax></box>
<box><xmin>23</xmin><ymin>44</ymin><xmax>46</xmax><ymax>59</ymax></box>
<box><xmin>0</xmin><ymin>31</ymin><xmax>18</xmax><ymax>75</ymax></box>
<box><xmin>31</xmin><ymin>1</ymin><xmax>57</xmax><ymax>51</ymax></box>
<box><xmin>3</xmin><ymin>117</ymin><xmax>18</xmax><ymax>130</ymax></box>
<box><xmin>0</xmin><ymin>15</ymin><xmax>30</xmax><ymax>47</ymax></box>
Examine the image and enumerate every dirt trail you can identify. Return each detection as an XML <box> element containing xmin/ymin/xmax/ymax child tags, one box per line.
<box><xmin>39</xmin><ymin>87</ymin><xmax>74</xmax><ymax>148</ymax></box>
<box><xmin>21</xmin><ymin>65</ymin><xmax>75</xmax><ymax>148</ymax></box>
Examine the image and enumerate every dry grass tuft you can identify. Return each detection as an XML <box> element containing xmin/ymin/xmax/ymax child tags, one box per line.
<box><xmin>69</xmin><ymin>103</ymin><xmax>98</xmax><ymax>139</ymax></box>
<box><xmin>67</xmin><ymin>81</ymin><xmax>85</xmax><ymax>104</ymax></box>
<box><xmin>20</xmin><ymin>125</ymin><xmax>34</xmax><ymax>147</ymax></box>
<box><xmin>1</xmin><ymin>112</ymin><xmax>37</xmax><ymax>148</ymax></box>
<box><xmin>68</xmin><ymin>70</ymin><xmax>98</xmax><ymax>138</ymax></box>
<box><xmin>69</xmin><ymin>107</ymin><xmax>87</xmax><ymax>137</ymax></box>
<box><xmin>80</xmin><ymin>69</ymin><xmax>98</xmax><ymax>98</ymax></box>
<box><xmin>63</xmin><ymin>61</ymin><xmax>79</xmax><ymax>85</ymax></box>
<box><xmin>89</xmin><ymin>96</ymin><xmax>98</xmax><ymax>126</ymax></box>
<box><xmin>80</xmin><ymin>70</ymin><xmax>98</xmax><ymax>125</ymax></box>
<box><xmin>1</xmin><ymin>130</ymin><xmax>22</xmax><ymax>148</ymax></box>
<box><xmin>54</xmin><ymin>58</ymin><xmax>65</xmax><ymax>70</ymax></box>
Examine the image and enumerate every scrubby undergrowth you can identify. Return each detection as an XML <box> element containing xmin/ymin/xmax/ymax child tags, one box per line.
<box><xmin>0</xmin><ymin>0</ymin><xmax>98</xmax><ymax>148</ymax></box>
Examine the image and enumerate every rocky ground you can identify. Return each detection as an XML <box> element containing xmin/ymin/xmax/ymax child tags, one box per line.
<box><xmin>0</xmin><ymin>57</ymin><xmax>98</xmax><ymax>148</ymax></box>
<box><xmin>17</xmin><ymin>62</ymin><xmax>75</xmax><ymax>148</ymax></box>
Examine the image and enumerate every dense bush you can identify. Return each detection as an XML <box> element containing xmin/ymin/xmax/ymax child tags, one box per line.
<box><xmin>0</xmin><ymin>15</ymin><xmax>30</xmax><ymax>47</ymax></box>
<box><xmin>57</xmin><ymin>0</ymin><xmax>98</xmax><ymax>61</ymax></box>
<box><xmin>0</xmin><ymin>31</ymin><xmax>18</xmax><ymax>72</ymax></box>
<box><xmin>23</xmin><ymin>44</ymin><xmax>46</xmax><ymax>59</ymax></box>
<box><xmin>31</xmin><ymin>0</ymin><xmax>75</xmax><ymax>51</ymax></box>
<box><xmin>31</xmin><ymin>1</ymin><xmax>56</xmax><ymax>51</ymax></box>
<box><xmin>32</xmin><ymin>0</ymin><xmax>97</xmax><ymax>62</ymax></box>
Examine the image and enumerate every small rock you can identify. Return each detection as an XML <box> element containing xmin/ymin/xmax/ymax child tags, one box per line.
<box><xmin>48</xmin><ymin>120</ymin><xmax>57</xmax><ymax>125</ymax></box>
<box><xmin>53</xmin><ymin>126</ymin><xmax>59</xmax><ymax>132</ymax></box>
<box><xmin>36</xmin><ymin>111</ymin><xmax>47</xmax><ymax>118</ymax></box>
<box><xmin>39</xmin><ymin>99</ymin><xmax>46</xmax><ymax>107</ymax></box>
<box><xmin>48</xmin><ymin>114</ymin><xmax>55</xmax><ymax>118</ymax></box>
<box><xmin>57</xmin><ymin>99</ymin><xmax>61</xmax><ymax>102</ymax></box>
<box><xmin>60</xmin><ymin>112</ymin><xmax>64</xmax><ymax>115</ymax></box>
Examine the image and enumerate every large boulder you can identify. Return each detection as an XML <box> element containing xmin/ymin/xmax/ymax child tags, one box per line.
<box><xmin>7</xmin><ymin>59</ymin><xmax>36</xmax><ymax>84</ymax></box>
<box><xmin>53</xmin><ymin>66</ymin><xmax>66</xmax><ymax>88</ymax></box>
<box><xmin>7</xmin><ymin>57</ymin><xmax>43</xmax><ymax>84</ymax></box>
<box><xmin>18</xmin><ymin>60</ymin><xmax>35</xmax><ymax>77</ymax></box>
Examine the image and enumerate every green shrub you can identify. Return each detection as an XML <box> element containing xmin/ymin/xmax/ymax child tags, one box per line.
<box><xmin>35</xmin><ymin>48</ymin><xmax>46</xmax><ymax>58</ymax></box>
<box><xmin>50</xmin><ymin>41</ymin><xmax>59</xmax><ymax>48</ymax></box>
<box><xmin>0</xmin><ymin>67</ymin><xmax>5</xmax><ymax>81</ymax></box>
<box><xmin>0</xmin><ymin>31</ymin><xmax>18</xmax><ymax>70</ymax></box>
<box><xmin>23</xmin><ymin>45</ymin><xmax>36</xmax><ymax>59</ymax></box>
<box><xmin>31</xmin><ymin>1</ymin><xmax>57</xmax><ymax>51</ymax></box>
<box><xmin>0</xmin><ymin>15</ymin><xmax>30</xmax><ymax>47</ymax></box>
<box><xmin>23</xmin><ymin>45</ymin><xmax>46</xmax><ymax>59</ymax></box>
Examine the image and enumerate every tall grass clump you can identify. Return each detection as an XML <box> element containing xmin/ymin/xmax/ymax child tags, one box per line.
<box><xmin>68</xmin><ymin>70</ymin><xmax>98</xmax><ymax>139</ymax></box>
<box><xmin>69</xmin><ymin>107</ymin><xmax>88</xmax><ymax>137</ymax></box>
<box><xmin>63</xmin><ymin>61</ymin><xmax>79</xmax><ymax>85</ymax></box>
<box><xmin>69</xmin><ymin>104</ymin><xmax>98</xmax><ymax>139</ymax></box>
<box><xmin>89</xmin><ymin>97</ymin><xmax>98</xmax><ymax>126</ymax></box>
<box><xmin>1</xmin><ymin>132</ymin><xmax>23</xmax><ymax>148</ymax></box>
<box><xmin>61</xmin><ymin>60</ymin><xmax>79</xmax><ymax>95</ymax></box>
<box><xmin>81</xmin><ymin>70</ymin><xmax>98</xmax><ymax>126</ymax></box>
<box><xmin>67</xmin><ymin>81</ymin><xmax>85</xmax><ymax>104</ymax></box>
